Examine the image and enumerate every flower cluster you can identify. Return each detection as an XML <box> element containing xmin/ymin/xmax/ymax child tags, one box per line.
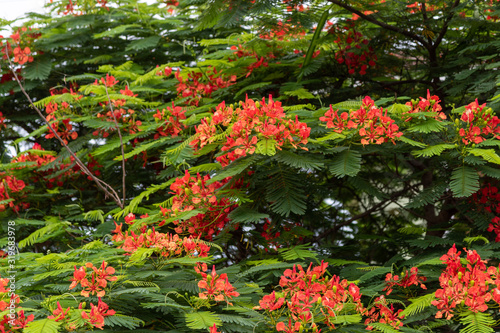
<box><xmin>80</xmin><ymin>298</ymin><xmax>115</xmax><ymax>329</ymax></box>
<box><xmin>0</xmin><ymin>27</ymin><xmax>40</xmax><ymax>66</ymax></box>
<box><xmin>0</xmin><ymin>275</ymin><xmax>33</xmax><ymax>332</ymax></box>
<box><xmin>457</xmin><ymin>99</ymin><xmax>499</xmax><ymax>145</ymax></box>
<box><xmin>259</xmin><ymin>21</ymin><xmax>307</xmax><ymax>41</ymax></box>
<box><xmin>69</xmin><ymin>261</ymin><xmax>118</xmax><ymax>298</ymax></box>
<box><xmin>12</xmin><ymin>143</ymin><xmax>81</xmax><ymax>189</ymax></box>
<box><xmin>0</xmin><ymin>173</ymin><xmax>29</xmax><ymax>213</ymax></box>
<box><xmin>258</xmin><ymin>261</ymin><xmax>365</xmax><ymax>332</ymax></box>
<box><xmin>364</xmin><ymin>295</ymin><xmax>404</xmax><ymax>330</ymax></box>
<box><xmin>160</xmin><ymin>170</ymin><xmax>236</xmax><ymax>240</ymax></box>
<box><xmin>403</xmin><ymin>90</ymin><xmax>447</xmax><ymax>122</ymax></box>
<box><xmin>229</xmin><ymin>44</ymin><xmax>271</xmax><ymax>77</ymax></box>
<box><xmin>175</xmin><ymin>67</ymin><xmax>236</xmax><ymax>106</ymax></box>
<box><xmin>112</xmin><ymin>218</ymin><xmax>211</xmax><ymax>258</ymax></box>
<box><xmin>320</xmin><ymin>96</ymin><xmax>402</xmax><ymax>145</ymax></box>
<box><xmin>51</xmin><ymin>0</ymin><xmax>109</xmax><ymax>16</ymax></box>
<box><xmin>195</xmin><ymin>263</ymin><xmax>240</xmax><ymax>305</ymax></box>
<box><xmin>191</xmin><ymin>96</ymin><xmax>310</xmax><ymax>167</ymax></box>
<box><xmin>328</xmin><ymin>20</ymin><xmax>377</xmax><ymax>75</ymax></box>
<box><xmin>0</xmin><ymin>112</ymin><xmax>6</xmax><ymax>131</ymax></box>
<box><xmin>383</xmin><ymin>267</ymin><xmax>427</xmax><ymax>295</ymax></box>
<box><xmin>472</xmin><ymin>183</ymin><xmax>500</xmax><ymax>241</ymax></box>
<box><xmin>152</xmin><ymin>102</ymin><xmax>187</xmax><ymax>139</ymax></box>
<box><xmin>431</xmin><ymin>245</ymin><xmax>500</xmax><ymax>319</ymax></box>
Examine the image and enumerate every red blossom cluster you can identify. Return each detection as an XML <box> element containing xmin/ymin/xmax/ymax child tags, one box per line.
<box><xmin>364</xmin><ymin>295</ymin><xmax>404</xmax><ymax>330</ymax></box>
<box><xmin>111</xmin><ymin>216</ymin><xmax>211</xmax><ymax>258</ymax></box>
<box><xmin>0</xmin><ymin>112</ymin><xmax>5</xmax><ymax>131</ymax></box>
<box><xmin>91</xmin><ymin>83</ymin><xmax>143</xmax><ymax>136</ymax></box>
<box><xmin>191</xmin><ymin>96</ymin><xmax>310</xmax><ymax>167</ymax></box>
<box><xmin>258</xmin><ymin>261</ymin><xmax>364</xmax><ymax>332</ymax></box>
<box><xmin>0</xmin><ymin>276</ymin><xmax>33</xmax><ymax>332</ymax></box>
<box><xmin>471</xmin><ymin>183</ymin><xmax>500</xmax><ymax>241</ymax></box>
<box><xmin>259</xmin><ymin>21</ymin><xmax>307</xmax><ymax>41</ymax></box>
<box><xmin>283</xmin><ymin>0</ymin><xmax>307</xmax><ymax>12</ymax></box>
<box><xmin>383</xmin><ymin>267</ymin><xmax>427</xmax><ymax>295</ymax></box>
<box><xmin>69</xmin><ymin>261</ymin><xmax>118</xmax><ymax>298</ymax></box>
<box><xmin>160</xmin><ymin>170</ymin><xmax>236</xmax><ymax>240</ymax></box>
<box><xmin>175</xmin><ymin>67</ymin><xmax>236</xmax><ymax>106</ymax></box>
<box><xmin>229</xmin><ymin>44</ymin><xmax>271</xmax><ymax>77</ymax></box>
<box><xmin>0</xmin><ymin>27</ymin><xmax>40</xmax><ymax>66</ymax></box>
<box><xmin>328</xmin><ymin>20</ymin><xmax>377</xmax><ymax>75</ymax></box>
<box><xmin>0</xmin><ymin>173</ymin><xmax>29</xmax><ymax>213</ymax></box>
<box><xmin>320</xmin><ymin>96</ymin><xmax>403</xmax><ymax>145</ymax></box>
<box><xmin>431</xmin><ymin>245</ymin><xmax>500</xmax><ymax>319</ymax></box>
<box><xmin>457</xmin><ymin>99</ymin><xmax>499</xmax><ymax>145</ymax></box>
<box><xmin>12</xmin><ymin>143</ymin><xmax>89</xmax><ymax>189</ymax></box>
<box><xmin>152</xmin><ymin>102</ymin><xmax>187</xmax><ymax>139</ymax></box>
<box><xmin>50</xmin><ymin>0</ymin><xmax>109</xmax><ymax>16</ymax></box>
<box><xmin>406</xmin><ymin>1</ymin><xmax>442</xmax><ymax>13</ymax></box>
<box><xmin>403</xmin><ymin>90</ymin><xmax>447</xmax><ymax>122</ymax></box>
<box><xmin>163</xmin><ymin>0</ymin><xmax>179</xmax><ymax>14</ymax></box>
<box><xmin>80</xmin><ymin>298</ymin><xmax>115</xmax><ymax>329</ymax></box>
<box><xmin>195</xmin><ymin>263</ymin><xmax>240</xmax><ymax>305</ymax></box>
<box><xmin>45</xmin><ymin>118</ymin><xmax>78</xmax><ymax>144</ymax></box>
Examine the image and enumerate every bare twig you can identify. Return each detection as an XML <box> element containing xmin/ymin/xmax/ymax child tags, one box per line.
<box><xmin>327</xmin><ymin>0</ymin><xmax>431</xmax><ymax>49</ymax></box>
<box><xmin>4</xmin><ymin>46</ymin><xmax>124</xmax><ymax>208</ymax></box>
<box><xmin>104</xmin><ymin>83</ymin><xmax>126</xmax><ymax>204</ymax></box>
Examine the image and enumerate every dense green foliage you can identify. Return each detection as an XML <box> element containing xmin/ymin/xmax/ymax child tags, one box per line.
<box><xmin>0</xmin><ymin>0</ymin><xmax>500</xmax><ymax>332</ymax></box>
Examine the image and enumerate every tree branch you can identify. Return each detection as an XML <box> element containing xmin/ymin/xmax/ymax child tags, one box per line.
<box><xmin>104</xmin><ymin>84</ymin><xmax>126</xmax><ymax>205</ymax></box>
<box><xmin>327</xmin><ymin>0</ymin><xmax>431</xmax><ymax>49</ymax></box>
<box><xmin>5</xmin><ymin>46</ymin><xmax>124</xmax><ymax>208</ymax></box>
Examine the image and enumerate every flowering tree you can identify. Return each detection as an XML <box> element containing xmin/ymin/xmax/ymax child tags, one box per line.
<box><xmin>0</xmin><ymin>0</ymin><xmax>500</xmax><ymax>332</ymax></box>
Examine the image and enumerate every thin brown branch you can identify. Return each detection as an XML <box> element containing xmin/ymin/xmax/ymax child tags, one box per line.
<box><xmin>314</xmin><ymin>186</ymin><xmax>412</xmax><ymax>242</ymax></box>
<box><xmin>432</xmin><ymin>0</ymin><xmax>460</xmax><ymax>51</ymax></box>
<box><xmin>327</xmin><ymin>0</ymin><xmax>431</xmax><ymax>49</ymax></box>
<box><xmin>5</xmin><ymin>46</ymin><xmax>124</xmax><ymax>208</ymax></box>
<box><xmin>104</xmin><ymin>84</ymin><xmax>126</xmax><ymax>205</ymax></box>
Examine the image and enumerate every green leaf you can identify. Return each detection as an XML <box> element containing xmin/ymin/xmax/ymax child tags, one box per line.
<box><xmin>467</xmin><ymin>148</ymin><xmax>500</xmax><ymax>164</ymax></box>
<box><xmin>329</xmin><ymin>150</ymin><xmax>361</xmax><ymax>178</ymax></box>
<box><xmin>283</xmin><ymin>88</ymin><xmax>315</xmax><ymax>99</ymax></box>
<box><xmin>398</xmin><ymin>136</ymin><xmax>427</xmax><ymax>148</ymax></box>
<box><xmin>266</xmin><ymin>167</ymin><xmax>307</xmax><ymax>216</ymax></box>
<box><xmin>400</xmin><ymin>292</ymin><xmax>436</xmax><ymax>317</ymax></box>
<box><xmin>256</xmin><ymin>139</ymin><xmax>276</xmax><ymax>156</ymax></box>
<box><xmin>228</xmin><ymin>206</ymin><xmax>269</xmax><ymax>223</ymax></box>
<box><xmin>18</xmin><ymin>221</ymin><xmax>71</xmax><ymax>248</ymax></box>
<box><xmin>369</xmin><ymin>322</ymin><xmax>402</xmax><ymax>333</ymax></box>
<box><xmin>459</xmin><ymin>310</ymin><xmax>495</xmax><ymax>333</ymax></box>
<box><xmin>24</xmin><ymin>319</ymin><xmax>61</xmax><ymax>333</ymax></box>
<box><xmin>93</xmin><ymin>24</ymin><xmax>141</xmax><ymax>38</ymax></box>
<box><xmin>23</xmin><ymin>57</ymin><xmax>52</xmax><ymax>81</ymax></box>
<box><xmin>412</xmin><ymin>144</ymin><xmax>455</xmax><ymax>158</ymax></box>
<box><xmin>407</xmin><ymin>118</ymin><xmax>446</xmax><ymax>134</ymax></box>
<box><xmin>450</xmin><ymin>166</ymin><xmax>479</xmax><ymax>198</ymax></box>
<box><xmin>273</xmin><ymin>150</ymin><xmax>323</xmax><ymax>170</ymax></box>
<box><xmin>278</xmin><ymin>243</ymin><xmax>317</xmax><ymax>261</ymax></box>
<box><xmin>126</xmin><ymin>36</ymin><xmax>161</xmax><ymax>51</ymax></box>
<box><xmin>184</xmin><ymin>311</ymin><xmax>222</xmax><ymax>330</ymax></box>
<box><xmin>315</xmin><ymin>131</ymin><xmax>346</xmax><ymax>142</ymax></box>
<box><xmin>235</xmin><ymin>81</ymin><xmax>272</xmax><ymax>98</ymax></box>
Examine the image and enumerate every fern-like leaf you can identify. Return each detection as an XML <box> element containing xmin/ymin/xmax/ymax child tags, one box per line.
<box><xmin>184</xmin><ymin>311</ymin><xmax>222</xmax><ymax>330</ymax></box>
<box><xmin>412</xmin><ymin>144</ymin><xmax>455</xmax><ymax>158</ymax></box>
<box><xmin>450</xmin><ymin>166</ymin><xmax>479</xmax><ymax>198</ymax></box>
<box><xmin>329</xmin><ymin>149</ymin><xmax>361</xmax><ymax>178</ymax></box>
<box><xmin>266</xmin><ymin>166</ymin><xmax>307</xmax><ymax>216</ymax></box>
<box><xmin>459</xmin><ymin>310</ymin><xmax>495</xmax><ymax>333</ymax></box>
<box><xmin>400</xmin><ymin>292</ymin><xmax>436</xmax><ymax>317</ymax></box>
<box><xmin>24</xmin><ymin>319</ymin><xmax>61</xmax><ymax>333</ymax></box>
<box><xmin>278</xmin><ymin>244</ymin><xmax>317</xmax><ymax>261</ymax></box>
